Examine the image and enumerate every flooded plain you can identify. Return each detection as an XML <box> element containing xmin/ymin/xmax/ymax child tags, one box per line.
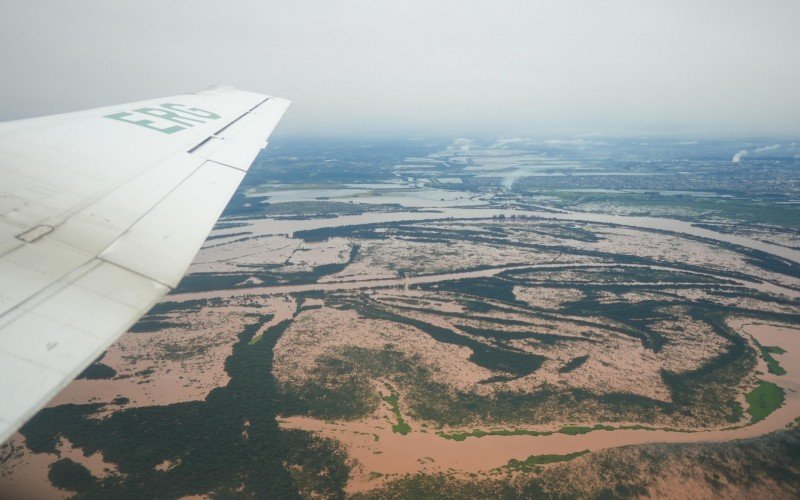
<box><xmin>280</xmin><ymin>320</ymin><xmax>800</xmax><ymax>491</ymax></box>
<box><xmin>3</xmin><ymin>138</ymin><xmax>800</xmax><ymax>497</ymax></box>
<box><xmin>168</xmin><ymin>262</ymin><xmax>800</xmax><ymax>303</ymax></box>
<box><xmin>214</xmin><ymin>207</ymin><xmax>800</xmax><ymax>264</ymax></box>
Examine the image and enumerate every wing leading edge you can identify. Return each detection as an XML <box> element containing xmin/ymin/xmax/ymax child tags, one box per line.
<box><xmin>0</xmin><ymin>88</ymin><xmax>290</xmax><ymax>443</ymax></box>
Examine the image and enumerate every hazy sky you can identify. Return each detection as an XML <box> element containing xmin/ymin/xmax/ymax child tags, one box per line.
<box><xmin>1</xmin><ymin>1</ymin><xmax>798</xmax><ymax>137</ymax></box>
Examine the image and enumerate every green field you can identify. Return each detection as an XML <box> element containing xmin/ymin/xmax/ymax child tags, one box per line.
<box><xmin>745</xmin><ymin>381</ymin><xmax>785</xmax><ymax>423</ymax></box>
<box><xmin>504</xmin><ymin>450</ymin><xmax>590</xmax><ymax>471</ymax></box>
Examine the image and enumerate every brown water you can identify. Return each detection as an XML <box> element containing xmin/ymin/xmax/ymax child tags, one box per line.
<box><xmin>216</xmin><ymin>208</ymin><xmax>800</xmax><ymax>263</ymax></box>
<box><xmin>166</xmin><ymin>262</ymin><xmax>799</xmax><ymax>303</ymax></box>
<box><xmin>0</xmin><ymin>436</ymin><xmax>116</xmax><ymax>499</ymax></box>
<box><xmin>281</xmin><ymin>321</ymin><xmax>800</xmax><ymax>489</ymax></box>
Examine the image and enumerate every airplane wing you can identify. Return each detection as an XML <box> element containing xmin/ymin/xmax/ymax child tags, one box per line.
<box><xmin>0</xmin><ymin>88</ymin><xmax>290</xmax><ymax>443</ymax></box>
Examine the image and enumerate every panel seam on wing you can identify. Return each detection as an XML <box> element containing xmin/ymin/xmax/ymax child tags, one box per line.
<box><xmin>97</xmin><ymin>257</ymin><xmax>174</xmax><ymax>290</ymax></box>
<box><xmin>186</xmin><ymin>97</ymin><xmax>270</xmax><ymax>153</ymax></box>
<box><xmin>0</xmin><ymin>347</ymin><xmax>66</xmax><ymax>375</ymax></box>
<box><xmin>0</xmin><ymin>259</ymin><xmax>102</xmax><ymax>325</ymax></box>
<box><xmin>206</xmin><ymin>159</ymin><xmax>248</xmax><ymax>173</ymax></box>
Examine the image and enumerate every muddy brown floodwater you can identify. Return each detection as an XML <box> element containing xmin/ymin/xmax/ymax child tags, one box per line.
<box><xmin>166</xmin><ymin>262</ymin><xmax>800</xmax><ymax>303</ymax></box>
<box><xmin>214</xmin><ymin>208</ymin><xmax>800</xmax><ymax>263</ymax></box>
<box><xmin>0</xmin><ymin>436</ymin><xmax>117</xmax><ymax>499</ymax></box>
<box><xmin>4</xmin><ymin>205</ymin><xmax>796</xmax><ymax>496</ymax></box>
<box><xmin>281</xmin><ymin>320</ymin><xmax>800</xmax><ymax>492</ymax></box>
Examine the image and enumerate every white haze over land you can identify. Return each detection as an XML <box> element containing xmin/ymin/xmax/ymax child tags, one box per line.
<box><xmin>0</xmin><ymin>0</ymin><xmax>799</xmax><ymax>138</ymax></box>
<box><xmin>732</xmin><ymin>150</ymin><xmax>749</xmax><ymax>163</ymax></box>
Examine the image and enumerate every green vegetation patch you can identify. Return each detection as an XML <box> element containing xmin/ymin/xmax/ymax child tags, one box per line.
<box><xmin>48</xmin><ymin>458</ymin><xmax>95</xmax><ymax>493</ymax></box>
<box><xmin>761</xmin><ymin>349</ymin><xmax>787</xmax><ymax>376</ymax></box>
<box><xmin>437</xmin><ymin>276</ymin><xmax>520</xmax><ymax>305</ymax></box>
<box><xmin>438</xmin><ymin>428</ymin><xmax>551</xmax><ymax>441</ymax></box>
<box><xmin>438</xmin><ymin>423</ymin><xmax>677</xmax><ymax>441</ymax></box>
<box><xmin>504</xmin><ymin>450</ymin><xmax>590</xmax><ymax>471</ymax></box>
<box><xmin>128</xmin><ymin>315</ymin><xmax>189</xmax><ymax>333</ymax></box>
<box><xmin>558</xmin><ymin>425</ymin><xmax>613</xmax><ymax>435</ymax></box>
<box><xmin>77</xmin><ymin>360</ymin><xmax>116</xmax><ymax>380</ymax></box>
<box><xmin>382</xmin><ymin>386</ymin><xmax>412</xmax><ymax>435</ymax></box>
<box><xmin>745</xmin><ymin>381</ymin><xmax>785</xmax><ymax>423</ymax></box>
<box><xmin>559</xmin><ymin>355</ymin><xmax>589</xmax><ymax>373</ymax></box>
<box><xmin>764</xmin><ymin>345</ymin><xmax>787</xmax><ymax>355</ymax></box>
<box><xmin>754</xmin><ymin>339</ymin><xmax>787</xmax><ymax>376</ymax></box>
<box><xmin>354</xmin><ymin>303</ymin><xmax>547</xmax><ymax>379</ymax></box>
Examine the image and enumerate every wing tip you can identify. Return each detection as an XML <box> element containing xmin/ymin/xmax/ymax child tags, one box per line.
<box><xmin>198</xmin><ymin>86</ymin><xmax>290</xmax><ymax>105</ymax></box>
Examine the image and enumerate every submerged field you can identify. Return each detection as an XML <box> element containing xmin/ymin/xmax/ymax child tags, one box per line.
<box><xmin>2</xmin><ymin>137</ymin><xmax>800</xmax><ymax>498</ymax></box>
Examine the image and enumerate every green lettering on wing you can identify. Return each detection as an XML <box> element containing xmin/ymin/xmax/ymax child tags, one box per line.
<box><xmin>104</xmin><ymin>103</ymin><xmax>221</xmax><ymax>134</ymax></box>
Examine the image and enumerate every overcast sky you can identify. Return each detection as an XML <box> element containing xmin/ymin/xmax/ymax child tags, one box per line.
<box><xmin>1</xmin><ymin>0</ymin><xmax>798</xmax><ymax>138</ymax></box>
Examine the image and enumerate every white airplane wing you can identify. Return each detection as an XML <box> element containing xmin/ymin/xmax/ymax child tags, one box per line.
<box><xmin>0</xmin><ymin>88</ymin><xmax>290</xmax><ymax>443</ymax></box>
